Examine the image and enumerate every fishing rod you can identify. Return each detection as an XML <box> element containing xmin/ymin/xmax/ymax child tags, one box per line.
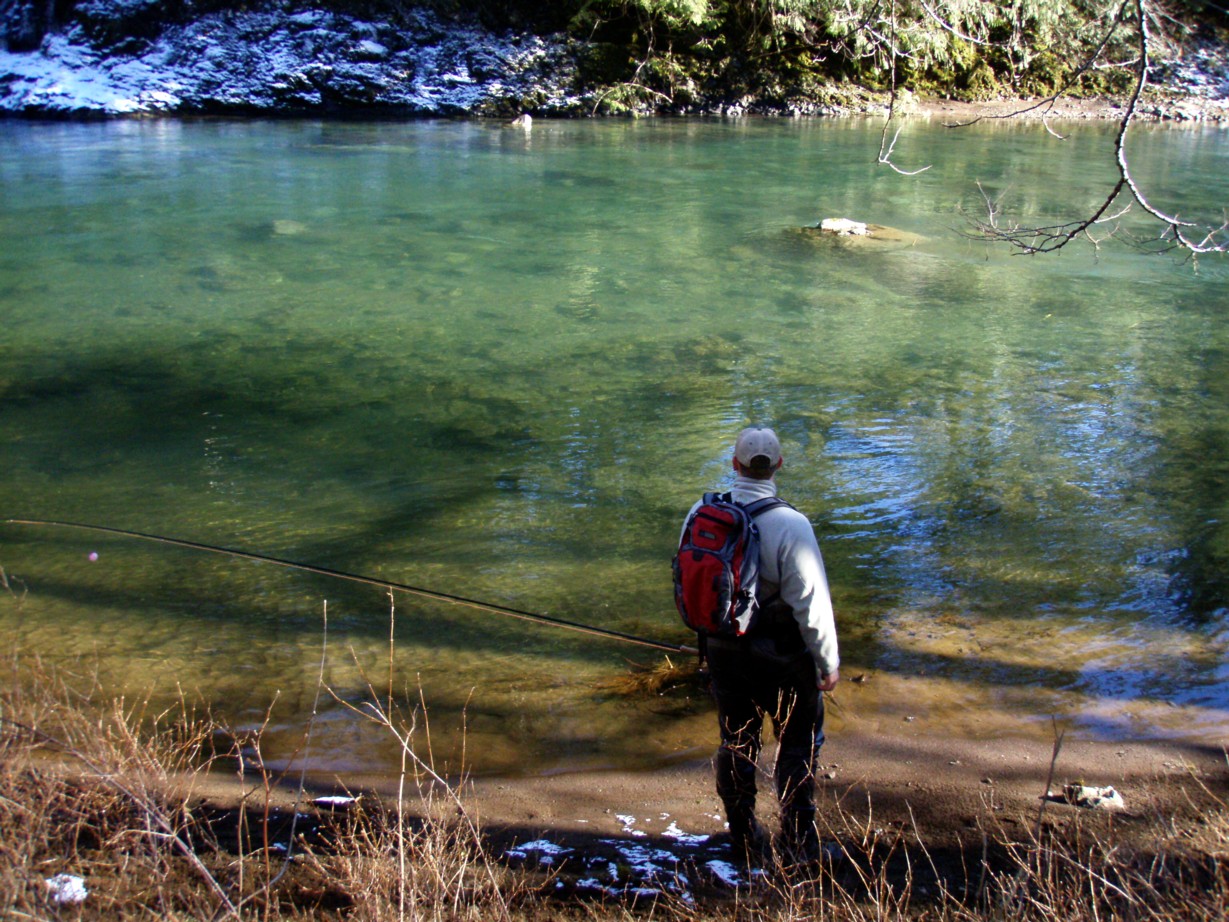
<box><xmin>4</xmin><ymin>518</ymin><xmax>698</xmax><ymax>657</ymax></box>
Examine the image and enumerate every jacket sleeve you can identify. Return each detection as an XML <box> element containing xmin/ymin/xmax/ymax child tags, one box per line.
<box><xmin>776</xmin><ymin>513</ymin><xmax>840</xmax><ymax>679</ymax></box>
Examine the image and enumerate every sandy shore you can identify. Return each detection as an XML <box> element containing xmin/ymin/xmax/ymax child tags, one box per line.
<box><xmin>907</xmin><ymin>89</ymin><xmax>1228</xmax><ymax>123</ymax></box>
<box><xmin>460</xmin><ymin>727</ymin><xmax>1226</xmax><ymax>848</ymax></box>
<box><xmin>189</xmin><ymin>717</ymin><xmax>1226</xmax><ymax>894</ymax></box>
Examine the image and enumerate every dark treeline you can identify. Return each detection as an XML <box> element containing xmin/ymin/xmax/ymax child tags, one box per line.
<box><xmin>3</xmin><ymin>0</ymin><xmax>1228</xmax><ymax>107</ymax></box>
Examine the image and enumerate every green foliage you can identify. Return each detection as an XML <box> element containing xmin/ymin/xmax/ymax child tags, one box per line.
<box><xmin>28</xmin><ymin>0</ymin><xmax>1207</xmax><ymax>110</ymax></box>
<box><xmin>559</xmin><ymin>0</ymin><xmax>1190</xmax><ymax>107</ymax></box>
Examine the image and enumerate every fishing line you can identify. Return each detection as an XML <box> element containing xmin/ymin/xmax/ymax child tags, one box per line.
<box><xmin>4</xmin><ymin>518</ymin><xmax>697</xmax><ymax>656</ymax></box>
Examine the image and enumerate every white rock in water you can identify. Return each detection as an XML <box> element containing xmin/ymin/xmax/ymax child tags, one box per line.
<box><xmin>510</xmin><ymin>113</ymin><xmax>532</xmax><ymax>129</ymax></box>
<box><xmin>820</xmin><ymin>218</ymin><xmax>870</xmax><ymax>236</ymax></box>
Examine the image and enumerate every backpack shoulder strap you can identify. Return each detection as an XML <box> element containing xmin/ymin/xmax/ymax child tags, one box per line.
<box><xmin>743</xmin><ymin>496</ymin><xmax>793</xmax><ymax>518</ymax></box>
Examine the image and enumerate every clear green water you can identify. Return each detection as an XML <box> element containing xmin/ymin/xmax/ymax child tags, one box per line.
<box><xmin>2</xmin><ymin>117</ymin><xmax>1229</xmax><ymax>777</ymax></box>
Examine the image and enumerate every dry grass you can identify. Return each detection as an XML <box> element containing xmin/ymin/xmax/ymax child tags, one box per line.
<box><xmin>595</xmin><ymin>656</ymin><xmax>699</xmax><ymax>698</ymax></box>
<box><xmin>1</xmin><ymin>641</ymin><xmax>1226</xmax><ymax>921</ymax></box>
<box><xmin>3</xmin><ymin>654</ymin><xmax>1226</xmax><ymax>922</ymax></box>
<box><xmin>0</xmin><ymin>651</ymin><xmax>523</xmax><ymax>921</ymax></box>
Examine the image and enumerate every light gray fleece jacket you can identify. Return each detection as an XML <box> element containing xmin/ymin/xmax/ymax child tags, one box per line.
<box><xmin>683</xmin><ymin>475</ymin><xmax>840</xmax><ymax>681</ymax></box>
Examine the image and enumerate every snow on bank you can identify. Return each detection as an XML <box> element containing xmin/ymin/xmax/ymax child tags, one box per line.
<box><xmin>499</xmin><ymin>810</ymin><xmax>787</xmax><ymax>902</ymax></box>
<box><xmin>0</xmin><ymin>7</ymin><xmax>584</xmax><ymax>116</ymax></box>
<box><xmin>2</xmin><ymin>4</ymin><xmax>1227</xmax><ymax>119</ymax></box>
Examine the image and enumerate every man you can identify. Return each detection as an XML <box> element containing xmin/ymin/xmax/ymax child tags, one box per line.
<box><xmin>687</xmin><ymin>426</ymin><xmax>840</xmax><ymax>865</ymax></box>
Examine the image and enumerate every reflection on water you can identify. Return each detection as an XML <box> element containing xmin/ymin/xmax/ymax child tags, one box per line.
<box><xmin>2</xmin><ymin>117</ymin><xmax>1228</xmax><ymax>776</ymax></box>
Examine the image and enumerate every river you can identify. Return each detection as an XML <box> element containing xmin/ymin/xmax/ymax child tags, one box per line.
<box><xmin>2</xmin><ymin>116</ymin><xmax>1227</xmax><ymax>777</ymax></box>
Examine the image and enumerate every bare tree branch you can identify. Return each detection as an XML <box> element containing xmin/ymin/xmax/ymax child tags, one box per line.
<box><xmin>916</xmin><ymin>0</ymin><xmax>992</xmax><ymax>47</ymax></box>
<box><xmin>879</xmin><ymin>121</ymin><xmax>931</xmax><ymax>175</ymax></box>
<box><xmin>942</xmin><ymin>0</ymin><xmax>1134</xmax><ymax>130</ymax></box>
<box><xmin>878</xmin><ymin>0</ymin><xmax>932</xmax><ymax>176</ymax></box>
<box><xmin>960</xmin><ymin>0</ymin><xmax>1229</xmax><ymax>256</ymax></box>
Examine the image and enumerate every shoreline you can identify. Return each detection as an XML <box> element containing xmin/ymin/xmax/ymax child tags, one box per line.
<box><xmin>2</xmin><ymin>3</ymin><xmax>1226</xmax><ymax>122</ymax></box>
<box><xmin>185</xmin><ymin>722</ymin><xmax>1228</xmax><ymax>889</ymax></box>
<box><xmin>429</xmin><ymin>728</ymin><xmax>1228</xmax><ymax>844</ymax></box>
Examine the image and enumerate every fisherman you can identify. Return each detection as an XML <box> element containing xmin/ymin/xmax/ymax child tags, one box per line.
<box><xmin>685</xmin><ymin>427</ymin><xmax>840</xmax><ymax>866</ymax></box>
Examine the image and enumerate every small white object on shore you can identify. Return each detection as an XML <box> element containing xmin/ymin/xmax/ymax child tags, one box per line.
<box><xmin>46</xmin><ymin>874</ymin><xmax>88</xmax><ymax>905</ymax></box>
<box><xmin>1062</xmin><ymin>784</ymin><xmax>1125</xmax><ymax>810</ymax></box>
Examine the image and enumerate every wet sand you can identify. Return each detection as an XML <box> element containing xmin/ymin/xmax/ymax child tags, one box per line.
<box><xmin>461</xmin><ymin>726</ymin><xmax>1226</xmax><ymax>853</ymax></box>
<box><xmin>196</xmin><ymin>716</ymin><xmax>1225</xmax><ymax>873</ymax></box>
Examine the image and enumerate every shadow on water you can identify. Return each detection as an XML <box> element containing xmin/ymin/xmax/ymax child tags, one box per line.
<box><xmin>6</xmin><ymin>118</ymin><xmax>1229</xmax><ymax>775</ymax></box>
<box><xmin>7</xmin><ymin>319</ymin><xmax>1229</xmax><ymax>767</ymax></box>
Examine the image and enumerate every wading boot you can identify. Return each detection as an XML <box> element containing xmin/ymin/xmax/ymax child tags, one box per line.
<box><xmin>725</xmin><ymin>806</ymin><xmax>772</xmax><ymax>866</ymax></box>
<box><xmin>777</xmin><ymin>807</ymin><xmax>822</xmax><ymax>875</ymax></box>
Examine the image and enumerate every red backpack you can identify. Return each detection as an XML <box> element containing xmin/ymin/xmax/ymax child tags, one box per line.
<box><xmin>673</xmin><ymin>492</ymin><xmax>788</xmax><ymax>638</ymax></box>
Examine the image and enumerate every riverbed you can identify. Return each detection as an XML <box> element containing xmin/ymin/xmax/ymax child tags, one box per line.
<box><xmin>2</xmin><ymin>115</ymin><xmax>1228</xmax><ymax>777</ymax></box>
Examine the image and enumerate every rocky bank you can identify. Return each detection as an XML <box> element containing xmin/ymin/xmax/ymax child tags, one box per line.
<box><xmin>1</xmin><ymin>0</ymin><xmax>1228</xmax><ymax>119</ymax></box>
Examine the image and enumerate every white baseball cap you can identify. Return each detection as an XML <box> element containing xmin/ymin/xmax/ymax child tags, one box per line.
<box><xmin>734</xmin><ymin>427</ymin><xmax>782</xmax><ymax>471</ymax></box>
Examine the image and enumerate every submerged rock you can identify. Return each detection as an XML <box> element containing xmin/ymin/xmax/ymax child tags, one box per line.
<box><xmin>271</xmin><ymin>219</ymin><xmax>308</xmax><ymax>237</ymax></box>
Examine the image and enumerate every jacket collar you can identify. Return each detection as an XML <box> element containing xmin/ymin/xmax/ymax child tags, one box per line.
<box><xmin>729</xmin><ymin>475</ymin><xmax>778</xmax><ymax>503</ymax></box>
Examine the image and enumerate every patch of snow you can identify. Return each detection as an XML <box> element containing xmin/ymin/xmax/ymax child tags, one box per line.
<box><xmin>1061</xmin><ymin>784</ymin><xmax>1125</xmax><ymax>810</ymax></box>
<box><xmin>663</xmin><ymin>821</ymin><xmax>709</xmax><ymax>846</ymax></box>
<box><xmin>504</xmin><ymin>838</ymin><xmax>573</xmax><ymax>866</ymax></box>
<box><xmin>599</xmin><ymin>838</ymin><xmax>681</xmax><ymax>880</ymax></box>
<box><xmin>615</xmin><ymin>813</ymin><xmax>647</xmax><ymax>836</ymax></box>
<box><xmin>705</xmin><ymin>859</ymin><xmax>743</xmax><ymax>886</ymax></box>
<box><xmin>820</xmin><ymin>217</ymin><xmax>870</xmax><ymax>236</ymax></box>
<box><xmin>0</xmin><ymin>7</ymin><xmax>584</xmax><ymax>116</ymax></box>
<box><xmin>289</xmin><ymin>12</ymin><xmax>327</xmax><ymax>27</ymax></box>
<box><xmin>355</xmin><ymin>39</ymin><xmax>387</xmax><ymax>59</ymax></box>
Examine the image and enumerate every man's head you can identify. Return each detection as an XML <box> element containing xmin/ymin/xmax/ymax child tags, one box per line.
<box><xmin>733</xmin><ymin>426</ymin><xmax>783</xmax><ymax>479</ymax></box>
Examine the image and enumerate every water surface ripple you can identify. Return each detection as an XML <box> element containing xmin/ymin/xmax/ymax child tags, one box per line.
<box><xmin>2</xmin><ymin>117</ymin><xmax>1228</xmax><ymax>775</ymax></box>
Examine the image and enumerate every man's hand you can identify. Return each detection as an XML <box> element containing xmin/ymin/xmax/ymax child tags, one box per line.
<box><xmin>818</xmin><ymin>669</ymin><xmax>840</xmax><ymax>693</ymax></box>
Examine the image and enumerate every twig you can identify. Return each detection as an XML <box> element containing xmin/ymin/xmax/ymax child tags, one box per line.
<box><xmin>1034</xmin><ymin>717</ymin><xmax>1067</xmax><ymax>840</ymax></box>
<box><xmin>943</xmin><ymin>0</ymin><xmax>1132</xmax><ymax>130</ymax></box>
<box><xmin>328</xmin><ymin>655</ymin><xmax>512</xmax><ymax>919</ymax></box>
<box><xmin>962</xmin><ymin>0</ymin><xmax>1229</xmax><ymax>255</ymax></box>
<box><xmin>237</xmin><ymin>600</ymin><xmax>330</xmax><ymax>913</ymax></box>
<box><xmin>878</xmin><ymin>0</ymin><xmax>933</xmax><ymax>176</ymax></box>
<box><xmin>0</xmin><ymin>566</ymin><xmax>28</xmax><ymax>606</ymax></box>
